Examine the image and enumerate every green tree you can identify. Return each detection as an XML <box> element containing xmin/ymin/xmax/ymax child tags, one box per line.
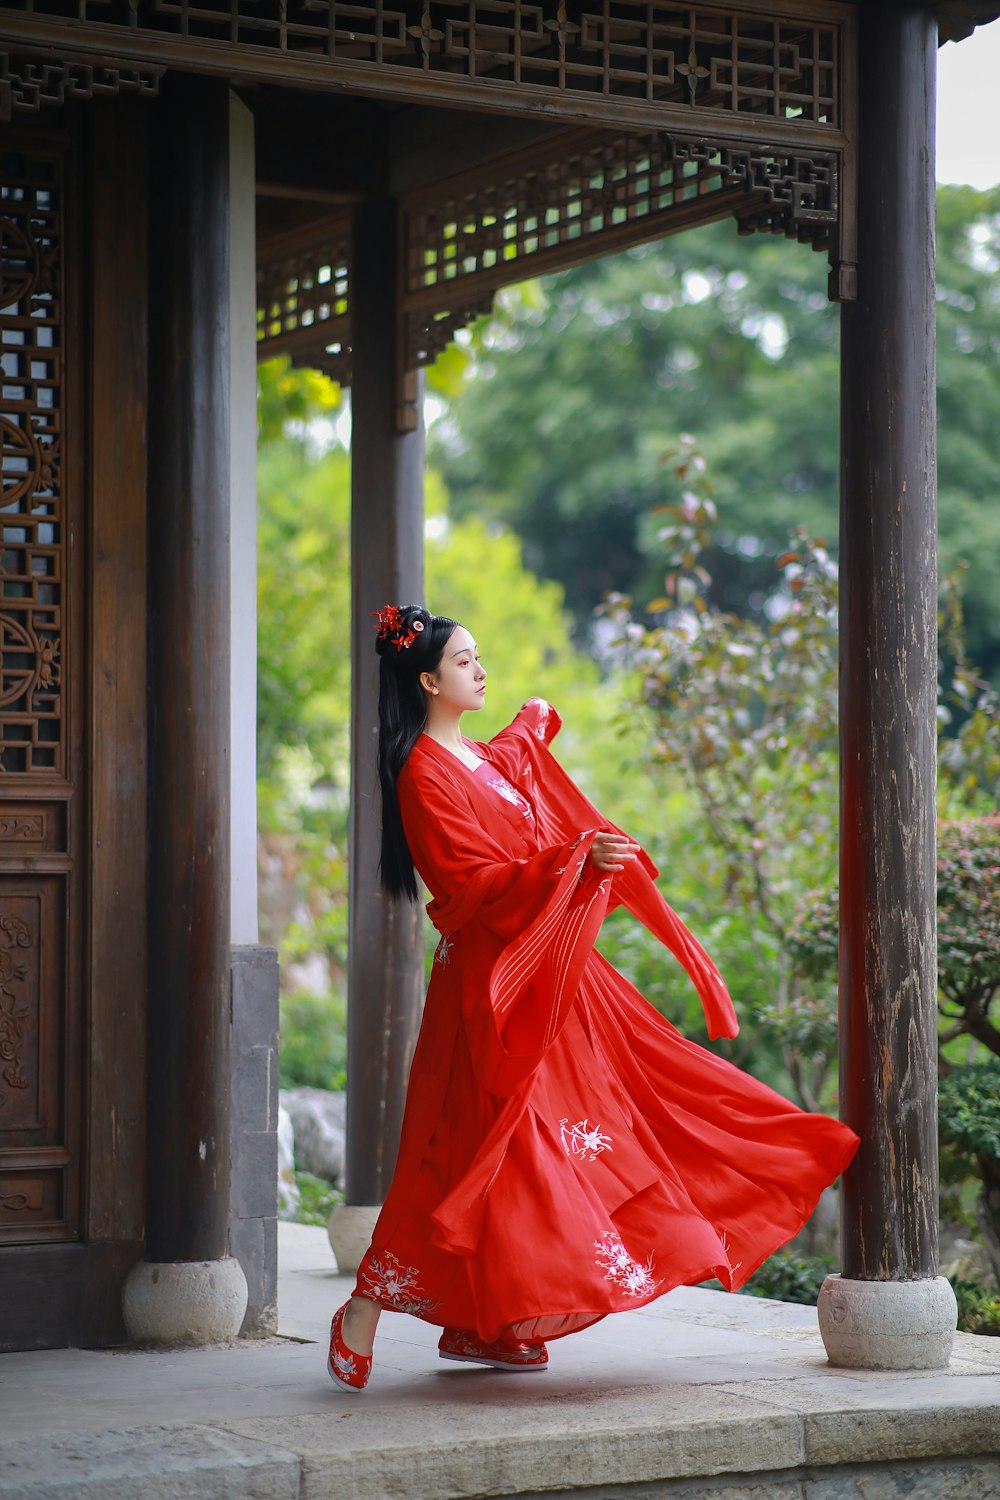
<box><xmin>604</xmin><ymin>439</ymin><xmax>841</xmax><ymax>1108</ymax></box>
<box><xmin>434</xmin><ymin>223</ymin><xmax>838</xmax><ymax>631</ymax></box>
<box><xmin>433</xmin><ymin>186</ymin><xmax>1000</xmax><ymax>680</ymax></box>
<box><xmin>607</xmin><ymin>439</ymin><xmax>1000</xmax><ymax>1114</ymax></box>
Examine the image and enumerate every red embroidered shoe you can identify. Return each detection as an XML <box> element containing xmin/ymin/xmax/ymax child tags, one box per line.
<box><xmin>438</xmin><ymin>1328</ymin><xmax>548</xmax><ymax>1372</ymax></box>
<box><xmin>327</xmin><ymin>1302</ymin><xmax>373</xmax><ymax>1393</ymax></box>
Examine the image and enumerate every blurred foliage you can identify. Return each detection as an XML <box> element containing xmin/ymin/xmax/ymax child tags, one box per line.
<box><xmin>938</xmin><ymin>819</ymin><xmax>1000</xmax><ymax>1046</ymax></box>
<box><xmin>291</xmin><ymin>1170</ymin><xmax>342</xmax><ymax>1228</ymax></box>
<box><xmin>940</xmin><ymin>1059</ymin><xmax>1000</xmax><ymax>1159</ymax></box>
<box><xmin>793</xmin><ymin>817</ymin><xmax>1000</xmax><ymax>1060</ymax></box>
<box><xmin>602</xmin><ymin>439</ymin><xmax>841</xmax><ymax>1110</ymax></box>
<box><xmin>433</xmin><ymin>188</ymin><xmax>1000</xmax><ymax>685</ymax></box>
<box><xmin>278</xmin><ymin>990</ymin><xmax>347</xmax><ymax>1091</ymax></box>
<box><xmin>949</xmin><ymin>1276</ymin><xmax>1000</xmax><ymax>1336</ymax></box>
<box><xmin>257</xmin><ymin>358</ymin><xmax>343</xmax><ymax>446</ymax></box>
<box><xmin>742</xmin><ymin>1253</ymin><xmax>837</xmax><ymax>1306</ymax></box>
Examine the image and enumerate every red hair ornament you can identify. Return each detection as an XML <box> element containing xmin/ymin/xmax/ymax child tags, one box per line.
<box><xmin>372</xmin><ymin>605</ymin><xmax>425</xmax><ymax>653</ymax></box>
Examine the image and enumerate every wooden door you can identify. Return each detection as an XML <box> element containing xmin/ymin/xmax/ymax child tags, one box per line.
<box><xmin>0</xmin><ymin>104</ymin><xmax>148</xmax><ymax>1350</ymax></box>
<box><xmin>0</xmin><ymin>125</ymin><xmax>84</xmax><ymax>1250</ymax></box>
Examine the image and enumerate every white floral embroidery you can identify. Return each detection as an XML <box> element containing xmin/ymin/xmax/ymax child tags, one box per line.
<box><xmin>719</xmin><ymin>1229</ymin><xmax>744</xmax><ymax>1277</ymax></box>
<box><xmin>560</xmin><ymin>1117</ymin><xmax>613</xmax><ymax>1163</ymax></box>
<box><xmin>434</xmin><ymin>935</ymin><xmax>453</xmax><ymax>966</ymax></box>
<box><xmin>594</xmin><ymin>1231</ymin><xmax>660</xmax><ymax>1298</ymax></box>
<box><xmin>487</xmin><ymin>774</ymin><xmax>520</xmax><ymax>806</ymax></box>
<box><xmin>486</xmin><ymin>772</ymin><xmax>533</xmax><ymax>821</ymax></box>
<box><xmin>358</xmin><ymin>1251</ymin><xmax>438</xmax><ymax>1316</ymax></box>
<box><xmin>530</xmin><ymin>699</ymin><xmax>551</xmax><ymax>740</ymax></box>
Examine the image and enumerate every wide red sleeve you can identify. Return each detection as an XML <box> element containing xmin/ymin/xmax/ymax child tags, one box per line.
<box><xmin>399</xmin><ymin>754</ymin><xmax>593</xmax><ymax>942</ymax></box>
<box><xmin>478</xmin><ymin>701</ymin><xmax>741</xmax><ymax>1042</ymax></box>
<box><xmin>399</xmin><ymin>753</ymin><xmax>612</xmax><ymax>1097</ymax></box>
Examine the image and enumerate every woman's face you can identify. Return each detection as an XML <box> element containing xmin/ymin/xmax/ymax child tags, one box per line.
<box><xmin>425</xmin><ymin>625</ymin><xmax>487</xmax><ymax>714</ymax></box>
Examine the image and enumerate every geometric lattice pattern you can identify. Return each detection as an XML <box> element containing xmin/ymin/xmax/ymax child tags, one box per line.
<box><xmin>0</xmin><ymin>2</ymin><xmax>842</xmax><ymax>129</ymax></box>
<box><xmin>405</xmin><ymin>128</ymin><xmax>836</xmax><ymax>302</ymax></box>
<box><xmin>256</xmin><ymin>224</ymin><xmax>351</xmax><ymax>385</ymax></box>
<box><xmin>0</xmin><ymin>50</ymin><xmax>163</xmax><ymax>121</ymax></box>
<box><xmin>0</xmin><ymin>150</ymin><xmax>64</xmax><ymax>775</ymax></box>
<box><xmin>256</xmin><ymin>122</ymin><xmax>842</xmax><ymax>391</ymax></box>
<box><xmin>668</xmin><ymin>134</ymin><xmax>838</xmax><ymax>241</ymax></box>
<box><xmin>403</xmin><ymin>125</ymin><xmax>840</xmax><ymax>374</ymax></box>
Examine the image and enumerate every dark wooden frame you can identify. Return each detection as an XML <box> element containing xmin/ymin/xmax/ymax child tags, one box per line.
<box><xmin>0</xmin><ymin>100</ymin><xmax>148</xmax><ymax>1348</ymax></box>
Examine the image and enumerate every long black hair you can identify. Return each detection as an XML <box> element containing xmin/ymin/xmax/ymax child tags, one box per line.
<box><xmin>375</xmin><ymin>604</ymin><xmax>459</xmax><ymax>901</ymax></box>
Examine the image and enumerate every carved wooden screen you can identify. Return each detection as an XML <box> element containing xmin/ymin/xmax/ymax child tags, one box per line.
<box><xmin>257</xmin><ymin>221</ymin><xmax>351</xmax><ymax>384</ymax></box>
<box><xmin>0</xmin><ymin>134</ymin><xmax>81</xmax><ymax>1244</ymax></box>
<box><xmin>256</xmin><ymin>121</ymin><xmax>845</xmax><ymax>424</ymax></box>
<box><xmin>0</xmin><ymin>2</ymin><xmax>849</xmax><ymax>137</ymax></box>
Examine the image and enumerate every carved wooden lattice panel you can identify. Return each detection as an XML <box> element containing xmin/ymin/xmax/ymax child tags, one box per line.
<box><xmin>0</xmin><ymin>140</ymin><xmax>76</xmax><ymax>1247</ymax></box>
<box><xmin>405</xmin><ymin>128</ymin><xmax>836</xmax><ymax>298</ymax></box>
<box><xmin>256</xmin><ymin>124</ymin><xmax>843</xmax><ymax>396</ymax></box>
<box><xmin>256</xmin><ymin>224</ymin><xmax>351</xmax><ymax>384</ymax></box>
<box><xmin>0</xmin><ymin>50</ymin><xmax>163</xmax><ymax>121</ymax></box>
<box><xmin>0</xmin><ymin>149</ymin><xmax>63</xmax><ymax>777</ymax></box>
<box><xmin>0</xmin><ymin>2</ymin><xmax>843</xmax><ymax>131</ymax></box>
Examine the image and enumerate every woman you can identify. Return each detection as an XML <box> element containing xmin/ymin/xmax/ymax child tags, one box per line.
<box><xmin>327</xmin><ymin>603</ymin><xmax>858</xmax><ymax>1392</ymax></box>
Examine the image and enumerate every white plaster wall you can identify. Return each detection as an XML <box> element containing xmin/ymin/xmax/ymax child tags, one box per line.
<box><xmin>229</xmin><ymin>92</ymin><xmax>260</xmax><ymax>945</ymax></box>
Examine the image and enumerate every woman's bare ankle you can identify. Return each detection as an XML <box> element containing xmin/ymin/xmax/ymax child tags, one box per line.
<box><xmin>342</xmin><ymin>1294</ymin><xmax>380</xmax><ymax>1356</ymax></box>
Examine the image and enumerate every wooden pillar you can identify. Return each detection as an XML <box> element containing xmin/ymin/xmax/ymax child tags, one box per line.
<box><xmin>145</xmin><ymin>76</ymin><xmax>233</xmax><ymax>1265</ymax></box>
<box><xmin>345</xmin><ymin>197</ymin><xmax>425</xmax><ymax>1209</ymax></box>
<box><xmin>821</xmin><ymin>1</ymin><xmax>955</xmax><ymax>1369</ymax></box>
<box><xmin>838</xmin><ymin>0</ymin><xmax>938</xmax><ymax>1283</ymax></box>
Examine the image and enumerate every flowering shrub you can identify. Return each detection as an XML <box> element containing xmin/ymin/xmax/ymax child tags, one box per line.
<box><xmin>937</xmin><ymin>816</ymin><xmax>1000</xmax><ymax>1036</ymax></box>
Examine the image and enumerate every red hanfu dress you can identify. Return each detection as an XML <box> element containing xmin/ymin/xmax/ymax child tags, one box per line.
<box><xmin>353</xmin><ymin>699</ymin><xmax>858</xmax><ymax>1343</ymax></box>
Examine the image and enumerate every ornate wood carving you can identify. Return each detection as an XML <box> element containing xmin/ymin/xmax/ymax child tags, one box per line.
<box><xmin>0</xmin><ymin>2</ymin><xmax>849</xmax><ymax>138</ymax></box>
<box><xmin>256</xmin><ymin>118</ymin><xmax>855</xmax><ymax>413</ymax></box>
<box><xmin>0</xmin><ymin>879</ymin><xmax>72</xmax><ymax>1239</ymax></box>
<box><xmin>0</xmin><ymin>148</ymin><xmax>64</xmax><ymax>776</ymax></box>
<box><xmin>0</xmin><ymin>813</ymin><xmax>43</xmax><ymax>839</ymax></box>
<box><xmin>0</xmin><ymin>49</ymin><xmax>163</xmax><ymax>121</ymax></box>
<box><xmin>0</xmin><ymin>137</ymin><xmax>78</xmax><ymax>1250</ymax></box>
<box><xmin>257</xmin><ymin>223</ymin><xmax>352</xmax><ymax>384</ymax></box>
<box><xmin>0</xmin><ymin>900</ymin><xmax>37</xmax><ymax>1126</ymax></box>
<box><xmin>666</xmin><ymin>133</ymin><xmax>837</xmax><ymax>241</ymax></box>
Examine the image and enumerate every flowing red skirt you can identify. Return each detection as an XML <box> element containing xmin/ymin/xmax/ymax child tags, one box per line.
<box><xmin>353</xmin><ymin>943</ymin><xmax>857</xmax><ymax>1344</ymax></box>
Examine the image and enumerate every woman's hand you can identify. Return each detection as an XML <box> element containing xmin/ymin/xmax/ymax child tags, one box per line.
<box><xmin>588</xmin><ymin>832</ymin><xmax>641</xmax><ymax>873</ymax></box>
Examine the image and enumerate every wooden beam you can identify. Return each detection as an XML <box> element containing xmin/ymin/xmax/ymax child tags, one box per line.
<box><xmin>838</xmin><ymin>1</ymin><xmax>939</xmax><ymax>1283</ymax></box>
<box><xmin>388</xmin><ymin>108</ymin><xmax>573</xmax><ymax>197</ymax></box>
<box><xmin>249</xmin><ymin>88</ymin><xmax>384</xmax><ymax>201</ymax></box>
<box><xmin>0</xmin><ymin>14</ymin><xmax>853</xmax><ymax>147</ymax></box>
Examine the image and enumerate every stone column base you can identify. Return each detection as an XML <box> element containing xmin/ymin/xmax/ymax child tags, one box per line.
<box><xmin>122</xmin><ymin>1257</ymin><xmax>249</xmax><ymax>1346</ymax></box>
<box><xmin>818</xmin><ymin>1274</ymin><xmax>958</xmax><ymax>1370</ymax></box>
<box><xmin>327</xmin><ymin>1203</ymin><xmax>381</xmax><ymax>1276</ymax></box>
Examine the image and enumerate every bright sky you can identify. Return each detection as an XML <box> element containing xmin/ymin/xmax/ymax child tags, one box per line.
<box><xmin>937</xmin><ymin>20</ymin><xmax>1000</xmax><ymax>187</ymax></box>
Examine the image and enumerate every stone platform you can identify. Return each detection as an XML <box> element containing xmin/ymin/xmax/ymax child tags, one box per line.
<box><xmin>0</xmin><ymin>1224</ymin><xmax>997</xmax><ymax>1499</ymax></box>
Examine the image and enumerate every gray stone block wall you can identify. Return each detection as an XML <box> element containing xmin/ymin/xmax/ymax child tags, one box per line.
<box><xmin>229</xmin><ymin>944</ymin><xmax>280</xmax><ymax>1335</ymax></box>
